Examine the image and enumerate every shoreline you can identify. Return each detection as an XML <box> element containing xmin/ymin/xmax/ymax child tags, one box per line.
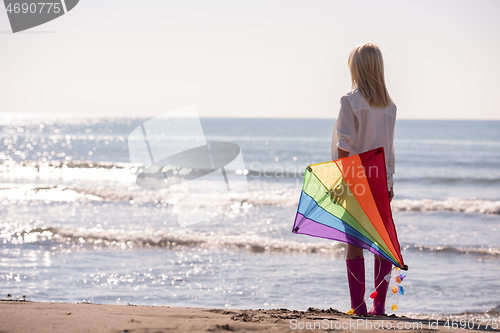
<box><xmin>1</xmin><ymin>300</ymin><xmax>493</xmax><ymax>332</ymax></box>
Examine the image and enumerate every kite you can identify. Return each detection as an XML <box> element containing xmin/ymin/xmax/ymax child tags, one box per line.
<box><xmin>292</xmin><ymin>147</ymin><xmax>408</xmax><ymax>271</ymax></box>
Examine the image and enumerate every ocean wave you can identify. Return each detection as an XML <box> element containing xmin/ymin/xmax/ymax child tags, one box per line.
<box><xmin>3</xmin><ymin>160</ymin><xmax>500</xmax><ymax>188</ymax></box>
<box><xmin>0</xmin><ymin>160</ymin><xmax>138</xmax><ymax>182</ymax></box>
<box><xmin>404</xmin><ymin>244</ymin><xmax>500</xmax><ymax>257</ymax></box>
<box><xmin>1</xmin><ymin>182</ymin><xmax>500</xmax><ymax>215</ymax></box>
<box><xmin>392</xmin><ymin>198</ymin><xmax>500</xmax><ymax>215</ymax></box>
<box><xmin>0</xmin><ymin>184</ymin><xmax>162</xmax><ymax>203</ymax></box>
<box><xmin>0</xmin><ymin>160</ymin><xmax>307</xmax><ymax>183</ymax></box>
<box><xmin>1</xmin><ymin>225</ymin><xmax>344</xmax><ymax>255</ymax></box>
<box><xmin>0</xmin><ymin>161</ymin><xmax>499</xmax><ymax>214</ymax></box>
<box><xmin>397</xmin><ymin>176</ymin><xmax>500</xmax><ymax>185</ymax></box>
<box><xmin>4</xmin><ymin>224</ymin><xmax>499</xmax><ymax>259</ymax></box>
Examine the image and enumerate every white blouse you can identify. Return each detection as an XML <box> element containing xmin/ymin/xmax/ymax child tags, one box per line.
<box><xmin>331</xmin><ymin>89</ymin><xmax>396</xmax><ymax>187</ymax></box>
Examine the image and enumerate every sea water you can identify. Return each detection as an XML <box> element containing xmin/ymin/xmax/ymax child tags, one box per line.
<box><xmin>1</xmin><ymin>115</ymin><xmax>499</xmax><ymax>318</ymax></box>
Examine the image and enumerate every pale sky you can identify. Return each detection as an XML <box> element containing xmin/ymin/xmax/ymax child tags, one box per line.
<box><xmin>1</xmin><ymin>0</ymin><xmax>499</xmax><ymax>119</ymax></box>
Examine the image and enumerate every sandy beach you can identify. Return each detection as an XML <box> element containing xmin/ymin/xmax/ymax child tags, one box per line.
<box><xmin>1</xmin><ymin>300</ymin><xmax>493</xmax><ymax>333</ymax></box>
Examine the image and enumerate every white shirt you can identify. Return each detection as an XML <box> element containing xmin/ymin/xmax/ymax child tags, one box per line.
<box><xmin>331</xmin><ymin>88</ymin><xmax>396</xmax><ymax>187</ymax></box>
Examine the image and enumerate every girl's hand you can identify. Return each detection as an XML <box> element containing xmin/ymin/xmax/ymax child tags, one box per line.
<box><xmin>389</xmin><ymin>186</ymin><xmax>394</xmax><ymax>202</ymax></box>
<box><xmin>337</xmin><ymin>148</ymin><xmax>350</xmax><ymax>159</ymax></box>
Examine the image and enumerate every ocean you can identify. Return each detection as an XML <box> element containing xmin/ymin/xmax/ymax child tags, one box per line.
<box><xmin>1</xmin><ymin>114</ymin><xmax>499</xmax><ymax>319</ymax></box>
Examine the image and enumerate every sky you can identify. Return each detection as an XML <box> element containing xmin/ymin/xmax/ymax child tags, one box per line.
<box><xmin>1</xmin><ymin>0</ymin><xmax>499</xmax><ymax>120</ymax></box>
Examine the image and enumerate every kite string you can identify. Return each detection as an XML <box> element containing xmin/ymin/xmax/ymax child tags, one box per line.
<box><xmin>374</xmin><ymin>255</ymin><xmax>382</xmax><ymax>281</ymax></box>
<box><xmin>346</xmin><ymin>264</ymin><xmax>366</xmax><ymax>285</ymax></box>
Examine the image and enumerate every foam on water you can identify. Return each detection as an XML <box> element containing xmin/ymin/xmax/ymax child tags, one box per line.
<box><xmin>403</xmin><ymin>244</ymin><xmax>500</xmax><ymax>257</ymax></box>
<box><xmin>392</xmin><ymin>198</ymin><xmax>500</xmax><ymax>215</ymax></box>
<box><xmin>1</xmin><ymin>178</ymin><xmax>499</xmax><ymax>215</ymax></box>
<box><xmin>1</xmin><ymin>223</ymin><xmax>345</xmax><ymax>255</ymax></box>
<box><xmin>3</xmin><ymin>221</ymin><xmax>500</xmax><ymax>259</ymax></box>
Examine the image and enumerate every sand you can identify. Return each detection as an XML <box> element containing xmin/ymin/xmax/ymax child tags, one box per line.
<box><xmin>0</xmin><ymin>300</ymin><xmax>488</xmax><ymax>332</ymax></box>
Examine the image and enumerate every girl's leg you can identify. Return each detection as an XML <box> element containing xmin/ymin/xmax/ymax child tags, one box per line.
<box><xmin>346</xmin><ymin>243</ymin><xmax>364</xmax><ymax>260</ymax></box>
<box><xmin>368</xmin><ymin>254</ymin><xmax>392</xmax><ymax>315</ymax></box>
<box><xmin>345</xmin><ymin>244</ymin><xmax>367</xmax><ymax>315</ymax></box>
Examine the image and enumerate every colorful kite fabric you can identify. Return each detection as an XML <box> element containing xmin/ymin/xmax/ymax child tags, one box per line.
<box><xmin>292</xmin><ymin>147</ymin><xmax>407</xmax><ymax>270</ymax></box>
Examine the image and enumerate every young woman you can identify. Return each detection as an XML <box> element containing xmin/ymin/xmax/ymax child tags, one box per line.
<box><xmin>331</xmin><ymin>43</ymin><xmax>396</xmax><ymax>316</ymax></box>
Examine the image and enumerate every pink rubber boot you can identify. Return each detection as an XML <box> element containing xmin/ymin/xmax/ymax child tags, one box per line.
<box><xmin>368</xmin><ymin>257</ymin><xmax>392</xmax><ymax>315</ymax></box>
<box><xmin>346</xmin><ymin>257</ymin><xmax>367</xmax><ymax>315</ymax></box>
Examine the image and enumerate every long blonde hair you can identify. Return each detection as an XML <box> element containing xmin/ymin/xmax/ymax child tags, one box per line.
<box><xmin>348</xmin><ymin>43</ymin><xmax>391</xmax><ymax>108</ymax></box>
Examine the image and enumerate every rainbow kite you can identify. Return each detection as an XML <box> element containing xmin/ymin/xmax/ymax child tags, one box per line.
<box><xmin>292</xmin><ymin>147</ymin><xmax>407</xmax><ymax>270</ymax></box>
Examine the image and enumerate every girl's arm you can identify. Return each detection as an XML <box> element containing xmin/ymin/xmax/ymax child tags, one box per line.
<box><xmin>388</xmin><ymin>105</ymin><xmax>397</xmax><ymax>202</ymax></box>
<box><xmin>335</xmin><ymin>96</ymin><xmax>357</xmax><ymax>156</ymax></box>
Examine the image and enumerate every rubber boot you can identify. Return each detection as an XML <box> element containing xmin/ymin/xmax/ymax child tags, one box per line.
<box><xmin>345</xmin><ymin>257</ymin><xmax>367</xmax><ymax>315</ymax></box>
<box><xmin>368</xmin><ymin>257</ymin><xmax>392</xmax><ymax>315</ymax></box>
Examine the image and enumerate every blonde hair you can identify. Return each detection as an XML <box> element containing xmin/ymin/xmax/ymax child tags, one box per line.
<box><xmin>348</xmin><ymin>43</ymin><xmax>391</xmax><ymax>108</ymax></box>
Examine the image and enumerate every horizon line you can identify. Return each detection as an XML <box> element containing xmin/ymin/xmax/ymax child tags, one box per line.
<box><xmin>0</xmin><ymin>111</ymin><xmax>499</xmax><ymax>122</ymax></box>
